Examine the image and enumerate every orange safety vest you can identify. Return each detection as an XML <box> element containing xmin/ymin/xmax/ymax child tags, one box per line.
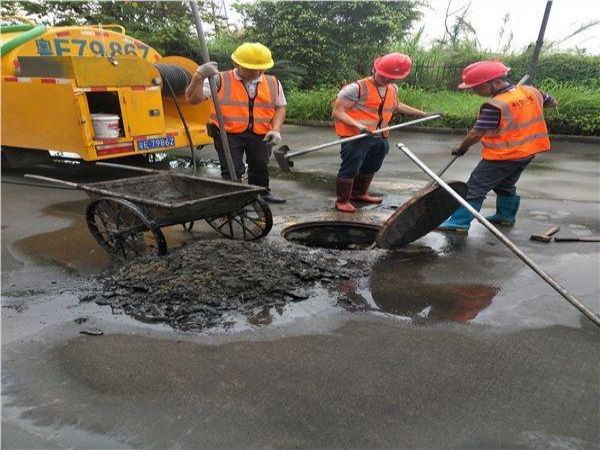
<box><xmin>210</xmin><ymin>70</ymin><xmax>279</xmax><ymax>135</ymax></box>
<box><xmin>481</xmin><ymin>85</ymin><xmax>550</xmax><ymax>161</ymax></box>
<box><xmin>334</xmin><ymin>78</ymin><xmax>398</xmax><ymax>137</ymax></box>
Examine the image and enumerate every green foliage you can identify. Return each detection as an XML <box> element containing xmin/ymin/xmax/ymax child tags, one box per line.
<box><xmin>286</xmin><ymin>83</ymin><xmax>600</xmax><ymax>136</ymax></box>
<box><xmin>539</xmin><ymin>80</ymin><xmax>600</xmax><ymax>135</ymax></box>
<box><xmin>1</xmin><ymin>1</ymin><xmax>204</xmax><ymax>57</ymax></box>
<box><xmin>287</xmin><ymin>87</ymin><xmax>338</xmax><ymax>121</ymax></box>
<box><xmin>236</xmin><ymin>1</ymin><xmax>424</xmax><ymax>89</ymax></box>
<box><xmin>504</xmin><ymin>53</ymin><xmax>600</xmax><ymax>88</ymax></box>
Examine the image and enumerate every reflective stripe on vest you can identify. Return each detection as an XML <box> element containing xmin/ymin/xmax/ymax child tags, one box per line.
<box><xmin>210</xmin><ymin>71</ymin><xmax>278</xmax><ymax>135</ymax></box>
<box><xmin>481</xmin><ymin>85</ymin><xmax>550</xmax><ymax>161</ymax></box>
<box><xmin>334</xmin><ymin>78</ymin><xmax>398</xmax><ymax>137</ymax></box>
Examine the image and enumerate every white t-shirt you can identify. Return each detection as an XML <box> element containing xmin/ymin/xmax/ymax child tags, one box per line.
<box><xmin>337</xmin><ymin>81</ymin><xmax>398</xmax><ymax>102</ymax></box>
<box><xmin>203</xmin><ymin>68</ymin><xmax>287</xmax><ymax>107</ymax></box>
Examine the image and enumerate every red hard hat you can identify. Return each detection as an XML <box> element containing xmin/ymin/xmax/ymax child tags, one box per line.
<box><xmin>373</xmin><ymin>53</ymin><xmax>412</xmax><ymax>80</ymax></box>
<box><xmin>458</xmin><ymin>60</ymin><xmax>510</xmax><ymax>89</ymax></box>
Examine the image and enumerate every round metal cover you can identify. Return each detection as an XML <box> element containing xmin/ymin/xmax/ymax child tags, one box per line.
<box><xmin>376</xmin><ymin>181</ymin><xmax>468</xmax><ymax>250</ymax></box>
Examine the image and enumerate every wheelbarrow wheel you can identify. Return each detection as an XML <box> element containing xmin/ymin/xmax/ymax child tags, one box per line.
<box><xmin>86</xmin><ymin>197</ymin><xmax>167</xmax><ymax>260</ymax></box>
<box><xmin>206</xmin><ymin>197</ymin><xmax>273</xmax><ymax>241</ymax></box>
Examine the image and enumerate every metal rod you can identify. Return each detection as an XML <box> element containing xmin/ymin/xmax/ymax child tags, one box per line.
<box><xmin>424</xmin><ymin>155</ymin><xmax>459</xmax><ymax>189</ymax></box>
<box><xmin>396</xmin><ymin>142</ymin><xmax>600</xmax><ymax>328</ymax></box>
<box><xmin>24</xmin><ymin>174</ymin><xmax>80</xmax><ymax>188</ymax></box>
<box><xmin>95</xmin><ymin>162</ymin><xmax>161</xmax><ymax>173</ymax></box>
<box><xmin>189</xmin><ymin>1</ymin><xmax>238</xmax><ymax>183</ymax></box>
<box><xmin>286</xmin><ymin>114</ymin><xmax>441</xmax><ymax>158</ymax></box>
<box><xmin>25</xmin><ymin>174</ymin><xmax>175</xmax><ymax>208</ymax></box>
<box><xmin>529</xmin><ymin>0</ymin><xmax>553</xmax><ymax>82</ymax></box>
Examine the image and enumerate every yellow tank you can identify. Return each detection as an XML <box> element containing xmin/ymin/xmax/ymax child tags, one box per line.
<box><xmin>1</xmin><ymin>20</ymin><xmax>212</xmax><ymax>161</ymax></box>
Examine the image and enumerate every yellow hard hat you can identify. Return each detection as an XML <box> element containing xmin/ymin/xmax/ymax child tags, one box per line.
<box><xmin>231</xmin><ymin>42</ymin><xmax>274</xmax><ymax>70</ymax></box>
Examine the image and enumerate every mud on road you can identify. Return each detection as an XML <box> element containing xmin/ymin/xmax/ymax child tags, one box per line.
<box><xmin>86</xmin><ymin>239</ymin><xmax>368</xmax><ymax>331</ymax></box>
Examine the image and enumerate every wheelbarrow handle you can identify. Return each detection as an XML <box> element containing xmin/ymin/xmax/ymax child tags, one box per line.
<box><xmin>95</xmin><ymin>162</ymin><xmax>162</xmax><ymax>173</ymax></box>
<box><xmin>24</xmin><ymin>174</ymin><xmax>81</xmax><ymax>188</ymax></box>
<box><xmin>286</xmin><ymin>114</ymin><xmax>441</xmax><ymax>159</ymax></box>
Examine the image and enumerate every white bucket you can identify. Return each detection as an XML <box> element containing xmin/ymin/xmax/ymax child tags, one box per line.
<box><xmin>91</xmin><ymin>113</ymin><xmax>121</xmax><ymax>139</ymax></box>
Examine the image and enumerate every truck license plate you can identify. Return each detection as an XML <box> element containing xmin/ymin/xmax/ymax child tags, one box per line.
<box><xmin>137</xmin><ymin>136</ymin><xmax>175</xmax><ymax>151</ymax></box>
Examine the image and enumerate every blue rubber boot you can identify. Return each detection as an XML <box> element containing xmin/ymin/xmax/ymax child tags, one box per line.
<box><xmin>486</xmin><ymin>195</ymin><xmax>520</xmax><ymax>226</ymax></box>
<box><xmin>437</xmin><ymin>199</ymin><xmax>484</xmax><ymax>233</ymax></box>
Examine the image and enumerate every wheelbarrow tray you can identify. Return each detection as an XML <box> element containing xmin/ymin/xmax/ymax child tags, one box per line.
<box><xmin>82</xmin><ymin>172</ymin><xmax>267</xmax><ymax>227</ymax></box>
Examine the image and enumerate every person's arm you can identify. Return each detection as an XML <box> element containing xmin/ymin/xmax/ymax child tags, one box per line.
<box><xmin>185</xmin><ymin>62</ymin><xmax>219</xmax><ymax>104</ymax></box>
<box><xmin>332</xmin><ymin>97</ymin><xmax>372</xmax><ymax>134</ymax></box>
<box><xmin>452</xmin><ymin>104</ymin><xmax>498</xmax><ymax>156</ymax></box>
<box><xmin>395</xmin><ymin>101</ymin><xmax>428</xmax><ymax>117</ymax></box>
<box><xmin>263</xmin><ymin>81</ymin><xmax>287</xmax><ymax>144</ymax></box>
<box><xmin>263</xmin><ymin>106</ymin><xmax>286</xmax><ymax>144</ymax></box>
<box><xmin>452</xmin><ymin>129</ymin><xmax>488</xmax><ymax>155</ymax></box>
<box><xmin>271</xmin><ymin>106</ymin><xmax>286</xmax><ymax>131</ymax></box>
<box><xmin>541</xmin><ymin>90</ymin><xmax>559</xmax><ymax>108</ymax></box>
<box><xmin>185</xmin><ymin>75</ymin><xmax>205</xmax><ymax>104</ymax></box>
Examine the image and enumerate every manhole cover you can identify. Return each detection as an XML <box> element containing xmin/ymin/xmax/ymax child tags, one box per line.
<box><xmin>376</xmin><ymin>181</ymin><xmax>468</xmax><ymax>249</ymax></box>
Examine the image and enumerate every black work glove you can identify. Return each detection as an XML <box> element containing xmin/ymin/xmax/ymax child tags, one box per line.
<box><xmin>451</xmin><ymin>145</ymin><xmax>468</xmax><ymax>156</ymax></box>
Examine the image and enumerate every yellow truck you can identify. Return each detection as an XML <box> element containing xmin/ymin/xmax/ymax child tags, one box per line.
<box><xmin>1</xmin><ymin>19</ymin><xmax>211</xmax><ymax>165</ymax></box>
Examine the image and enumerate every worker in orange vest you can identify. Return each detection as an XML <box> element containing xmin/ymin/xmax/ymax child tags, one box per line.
<box><xmin>438</xmin><ymin>61</ymin><xmax>558</xmax><ymax>232</ymax></box>
<box><xmin>332</xmin><ymin>53</ymin><xmax>430</xmax><ymax>213</ymax></box>
<box><xmin>186</xmin><ymin>42</ymin><xmax>287</xmax><ymax>203</ymax></box>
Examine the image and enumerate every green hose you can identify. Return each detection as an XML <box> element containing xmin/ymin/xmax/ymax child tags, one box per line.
<box><xmin>0</xmin><ymin>24</ymin><xmax>46</xmax><ymax>57</ymax></box>
<box><xmin>1</xmin><ymin>24</ymin><xmax>34</xmax><ymax>33</ymax></box>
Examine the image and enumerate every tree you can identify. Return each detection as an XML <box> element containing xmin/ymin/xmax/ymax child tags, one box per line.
<box><xmin>235</xmin><ymin>1</ymin><xmax>425</xmax><ymax>88</ymax></box>
<box><xmin>0</xmin><ymin>1</ymin><xmax>213</xmax><ymax>57</ymax></box>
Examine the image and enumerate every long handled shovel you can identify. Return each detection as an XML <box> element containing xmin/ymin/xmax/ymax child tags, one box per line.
<box><xmin>189</xmin><ymin>1</ymin><xmax>238</xmax><ymax>182</ymax></box>
<box><xmin>396</xmin><ymin>142</ymin><xmax>600</xmax><ymax>329</ymax></box>
<box><xmin>274</xmin><ymin>114</ymin><xmax>441</xmax><ymax>172</ymax></box>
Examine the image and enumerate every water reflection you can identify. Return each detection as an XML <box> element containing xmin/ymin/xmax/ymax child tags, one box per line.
<box><xmin>362</xmin><ymin>241</ymin><xmax>519</xmax><ymax>323</ymax></box>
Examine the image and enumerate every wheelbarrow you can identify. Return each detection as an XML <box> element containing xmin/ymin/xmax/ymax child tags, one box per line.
<box><xmin>26</xmin><ymin>164</ymin><xmax>273</xmax><ymax>260</ymax></box>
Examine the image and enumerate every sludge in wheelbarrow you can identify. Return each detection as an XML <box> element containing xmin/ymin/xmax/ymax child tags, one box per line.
<box><xmin>83</xmin><ymin>171</ymin><xmax>272</xmax><ymax>259</ymax></box>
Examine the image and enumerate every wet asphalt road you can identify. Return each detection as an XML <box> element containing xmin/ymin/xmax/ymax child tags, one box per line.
<box><xmin>2</xmin><ymin>126</ymin><xmax>599</xmax><ymax>449</ymax></box>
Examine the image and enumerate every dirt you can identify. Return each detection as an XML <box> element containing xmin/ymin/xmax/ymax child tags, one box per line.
<box><xmin>84</xmin><ymin>239</ymin><xmax>368</xmax><ymax>331</ymax></box>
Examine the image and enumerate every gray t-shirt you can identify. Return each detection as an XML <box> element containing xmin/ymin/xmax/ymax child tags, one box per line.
<box><xmin>203</xmin><ymin>69</ymin><xmax>287</xmax><ymax>107</ymax></box>
<box><xmin>337</xmin><ymin>82</ymin><xmax>398</xmax><ymax>102</ymax></box>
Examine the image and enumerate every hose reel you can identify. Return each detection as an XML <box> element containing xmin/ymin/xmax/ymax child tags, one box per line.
<box><xmin>154</xmin><ymin>63</ymin><xmax>192</xmax><ymax>96</ymax></box>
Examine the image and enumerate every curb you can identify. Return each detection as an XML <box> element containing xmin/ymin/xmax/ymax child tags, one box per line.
<box><xmin>284</xmin><ymin>119</ymin><xmax>600</xmax><ymax>144</ymax></box>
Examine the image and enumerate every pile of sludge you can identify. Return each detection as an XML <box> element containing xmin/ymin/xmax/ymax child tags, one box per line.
<box><xmin>84</xmin><ymin>239</ymin><xmax>367</xmax><ymax>331</ymax></box>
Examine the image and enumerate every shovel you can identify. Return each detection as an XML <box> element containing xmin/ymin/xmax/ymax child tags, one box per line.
<box><xmin>274</xmin><ymin>114</ymin><xmax>441</xmax><ymax>172</ymax></box>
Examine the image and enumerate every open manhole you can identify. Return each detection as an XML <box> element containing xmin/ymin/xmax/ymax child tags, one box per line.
<box><xmin>283</xmin><ymin>182</ymin><xmax>468</xmax><ymax>251</ymax></box>
<box><xmin>282</xmin><ymin>221</ymin><xmax>380</xmax><ymax>250</ymax></box>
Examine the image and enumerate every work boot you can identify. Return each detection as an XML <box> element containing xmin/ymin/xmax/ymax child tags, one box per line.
<box><xmin>261</xmin><ymin>190</ymin><xmax>286</xmax><ymax>204</ymax></box>
<box><xmin>335</xmin><ymin>178</ymin><xmax>356</xmax><ymax>213</ymax></box>
<box><xmin>486</xmin><ymin>195</ymin><xmax>520</xmax><ymax>226</ymax></box>
<box><xmin>437</xmin><ymin>199</ymin><xmax>484</xmax><ymax>233</ymax></box>
<box><xmin>351</xmin><ymin>173</ymin><xmax>383</xmax><ymax>204</ymax></box>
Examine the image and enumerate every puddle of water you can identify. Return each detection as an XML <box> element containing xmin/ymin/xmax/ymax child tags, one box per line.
<box><xmin>13</xmin><ymin>200</ymin><xmax>193</xmax><ymax>274</ymax></box>
<box><xmin>354</xmin><ymin>239</ymin><xmax>512</xmax><ymax>324</ymax></box>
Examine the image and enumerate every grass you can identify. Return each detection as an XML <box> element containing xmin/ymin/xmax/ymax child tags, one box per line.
<box><xmin>286</xmin><ymin>81</ymin><xmax>600</xmax><ymax>136</ymax></box>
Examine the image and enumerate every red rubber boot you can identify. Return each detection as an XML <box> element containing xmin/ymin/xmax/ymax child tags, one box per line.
<box><xmin>351</xmin><ymin>173</ymin><xmax>382</xmax><ymax>204</ymax></box>
<box><xmin>335</xmin><ymin>178</ymin><xmax>356</xmax><ymax>213</ymax></box>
